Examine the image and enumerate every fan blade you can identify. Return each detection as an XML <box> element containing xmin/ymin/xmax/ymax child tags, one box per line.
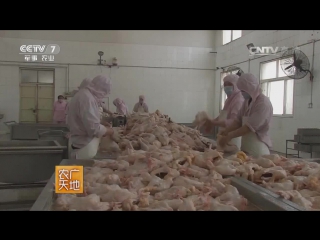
<box><xmin>285</xmin><ymin>64</ymin><xmax>294</xmax><ymax>70</ymax></box>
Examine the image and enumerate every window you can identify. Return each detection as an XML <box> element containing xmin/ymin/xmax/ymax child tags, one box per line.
<box><xmin>260</xmin><ymin>58</ymin><xmax>294</xmax><ymax>116</ymax></box>
<box><xmin>21</xmin><ymin>69</ymin><xmax>54</xmax><ymax>84</ymax></box>
<box><xmin>223</xmin><ymin>30</ymin><xmax>242</xmax><ymax>45</ymax></box>
<box><xmin>220</xmin><ymin>70</ymin><xmax>239</xmax><ymax>110</ymax></box>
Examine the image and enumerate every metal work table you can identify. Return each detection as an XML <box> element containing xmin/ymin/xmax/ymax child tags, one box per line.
<box><xmin>286</xmin><ymin>139</ymin><xmax>319</xmax><ymax>158</ymax></box>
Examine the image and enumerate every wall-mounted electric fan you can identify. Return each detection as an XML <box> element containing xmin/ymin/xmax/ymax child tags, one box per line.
<box><xmin>280</xmin><ymin>48</ymin><xmax>313</xmax><ymax>80</ymax></box>
<box><xmin>226</xmin><ymin>66</ymin><xmax>244</xmax><ymax>76</ymax></box>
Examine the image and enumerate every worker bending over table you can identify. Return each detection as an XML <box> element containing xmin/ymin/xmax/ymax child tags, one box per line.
<box><xmin>113</xmin><ymin>98</ymin><xmax>129</xmax><ymax>116</ymax></box>
<box><xmin>67</xmin><ymin>75</ymin><xmax>114</xmax><ymax>159</ymax></box>
<box><xmin>66</xmin><ymin>78</ymin><xmax>92</xmax><ymax>125</ymax></box>
<box><xmin>204</xmin><ymin>74</ymin><xmax>244</xmax><ymax>149</ymax></box>
<box><xmin>219</xmin><ymin>73</ymin><xmax>273</xmax><ymax>157</ymax></box>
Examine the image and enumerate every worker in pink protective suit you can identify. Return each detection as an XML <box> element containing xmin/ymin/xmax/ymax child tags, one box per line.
<box><xmin>219</xmin><ymin>73</ymin><xmax>273</xmax><ymax>157</ymax></box>
<box><xmin>65</xmin><ymin>78</ymin><xmax>92</xmax><ymax>125</ymax></box>
<box><xmin>204</xmin><ymin>74</ymin><xmax>244</xmax><ymax>149</ymax></box>
<box><xmin>67</xmin><ymin>75</ymin><xmax>114</xmax><ymax>159</ymax></box>
<box><xmin>133</xmin><ymin>95</ymin><xmax>149</xmax><ymax>113</ymax></box>
<box><xmin>113</xmin><ymin>98</ymin><xmax>129</xmax><ymax>116</ymax></box>
<box><xmin>53</xmin><ymin>95</ymin><xmax>67</xmax><ymax>124</ymax></box>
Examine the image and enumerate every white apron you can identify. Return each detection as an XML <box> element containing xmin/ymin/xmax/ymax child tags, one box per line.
<box><xmin>71</xmin><ymin>137</ymin><xmax>101</xmax><ymax>159</ymax></box>
<box><xmin>138</xmin><ymin>105</ymin><xmax>145</xmax><ymax>113</ymax></box>
<box><xmin>218</xmin><ymin>110</ymin><xmax>241</xmax><ymax>149</ymax></box>
<box><xmin>241</xmin><ymin>116</ymin><xmax>270</xmax><ymax>157</ymax></box>
<box><xmin>99</xmin><ymin>107</ymin><xmax>103</xmax><ymax>120</ymax></box>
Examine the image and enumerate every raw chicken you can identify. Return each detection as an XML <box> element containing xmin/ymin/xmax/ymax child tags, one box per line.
<box><xmin>178</xmin><ymin>198</ymin><xmax>196</xmax><ymax>211</ymax></box>
<box><xmin>216</xmin><ymin>185</ymin><xmax>248</xmax><ymax>209</ymax></box>
<box><xmin>200</xmin><ymin>195</ymin><xmax>239</xmax><ymax>211</ymax></box>
<box><xmin>179</xmin><ymin>166</ymin><xmax>208</xmax><ymax>178</ymax></box>
<box><xmin>173</xmin><ymin>176</ymin><xmax>204</xmax><ymax>189</ymax></box>
<box><xmin>262</xmin><ymin>180</ymin><xmax>294</xmax><ymax>192</ymax></box>
<box><xmin>214</xmin><ymin>164</ymin><xmax>237</xmax><ymax>176</ymax></box>
<box><xmin>85</xmin><ymin>183</ymin><xmax>121</xmax><ymax>195</ymax></box>
<box><xmin>99</xmin><ymin>129</ymin><xmax>121</xmax><ymax>154</ymax></box>
<box><xmin>154</xmin><ymin>186</ymin><xmax>192</xmax><ymax>200</ymax></box>
<box><xmin>306</xmin><ymin>196</ymin><xmax>320</xmax><ymax>209</ymax></box>
<box><xmin>53</xmin><ymin>110</ymin><xmax>320</xmax><ymax>211</ymax></box>
<box><xmin>277</xmin><ymin>190</ymin><xmax>313</xmax><ymax>209</ymax></box>
<box><xmin>54</xmin><ymin>194</ymin><xmax>111</xmax><ymax>211</ymax></box>
<box><xmin>141</xmin><ymin>172</ymin><xmax>174</xmax><ymax>193</ymax></box>
<box><xmin>100</xmin><ymin>188</ymin><xmax>137</xmax><ymax>202</ymax></box>
<box><xmin>253</xmin><ymin>157</ymin><xmax>276</xmax><ymax>168</ymax></box>
<box><xmin>285</xmin><ymin>176</ymin><xmax>307</xmax><ymax>190</ymax></box>
<box><xmin>192</xmin><ymin>111</ymin><xmax>209</xmax><ymax>130</ymax></box>
<box><xmin>298</xmin><ymin>189</ymin><xmax>320</xmax><ymax>198</ymax></box>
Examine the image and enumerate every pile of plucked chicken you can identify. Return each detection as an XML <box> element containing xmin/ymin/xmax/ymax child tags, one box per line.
<box><xmin>53</xmin><ymin>110</ymin><xmax>320</xmax><ymax>211</ymax></box>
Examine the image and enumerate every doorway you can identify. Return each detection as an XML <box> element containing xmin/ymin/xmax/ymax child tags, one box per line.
<box><xmin>19</xmin><ymin>69</ymin><xmax>55</xmax><ymax>123</ymax></box>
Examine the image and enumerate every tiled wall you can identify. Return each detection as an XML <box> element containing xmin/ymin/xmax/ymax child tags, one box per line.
<box><xmin>0</xmin><ymin>32</ymin><xmax>216</xmax><ymax>132</ymax></box>
<box><xmin>214</xmin><ymin>30</ymin><xmax>320</xmax><ymax>155</ymax></box>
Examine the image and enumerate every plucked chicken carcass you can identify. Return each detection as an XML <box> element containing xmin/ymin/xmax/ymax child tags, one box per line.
<box><xmin>99</xmin><ymin>128</ymin><xmax>121</xmax><ymax>154</ymax></box>
<box><xmin>99</xmin><ymin>110</ymin><xmax>217</xmax><ymax>155</ymax></box>
<box><xmin>53</xmin><ymin>150</ymin><xmax>252</xmax><ymax>211</ymax></box>
<box><xmin>277</xmin><ymin>190</ymin><xmax>313</xmax><ymax>209</ymax></box>
<box><xmin>192</xmin><ymin>111</ymin><xmax>209</xmax><ymax>130</ymax></box>
<box><xmin>53</xmin><ymin>110</ymin><xmax>320</xmax><ymax>211</ymax></box>
<box><xmin>216</xmin><ymin>134</ymin><xmax>239</xmax><ymax>153</ymax></box>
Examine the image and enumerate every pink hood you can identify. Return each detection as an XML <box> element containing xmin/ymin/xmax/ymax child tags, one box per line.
<box><xmin>220</xmin><ymin>74</ymin><xmax>244</xmax><ymax>127</ymax></box>
<box><xmin>223</xmin><ymin>74</ymin><xmax>241</xmax><ymax>110</ymax></box>
<box><xmin>86</xmin><ymin>75</ymin><xmax>111</xmax><ymax>100</ymax></box>
<box><xmin>78</xmin><ymin>78</ymin><xmax>92</xmax><ymax>89</ymax></box>
<box><xmin>237</xmin><ymin>73</ymin><xmax>262</xmax><ymax>102</ymax></box>
<box><xmin>139</xmin><ymin>95</ymin><xmax>145</xmax><ymax>100</ymax></box>
<box><xmin>113</xmin><ymin>98</ymin><xmax>128</xmax><ymax>115</ymax></box>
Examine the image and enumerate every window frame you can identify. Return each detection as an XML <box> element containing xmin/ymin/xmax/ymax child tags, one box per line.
<box><xmin>222</xmin><ymin>30</ymin><xmax>242</xmax><ymax>45</ymax></box>
<box><xmin>219</xmin><ymin>70</ymin><xmax>239</xmax><ymax>111</ymax></box>
<box><xmin>259</xmin><ymin>59</ymin><xmax>294</xmax><ymax>118</ymax></box>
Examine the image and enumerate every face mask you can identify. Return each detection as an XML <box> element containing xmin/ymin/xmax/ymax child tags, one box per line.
<box><xmin>241</xmin><ymin>92</ymin><xmax>251</xmax><ymax>100</ymax></box>
<box><xmin>224</xmin><ymin>86</ymin><xmax>233</xmax><ymax>96</ymax></box>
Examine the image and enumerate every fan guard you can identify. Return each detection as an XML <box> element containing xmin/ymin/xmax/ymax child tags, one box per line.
<box><xmin>280</xmin><ymin>49</ymin><xmax>310</xmax><ymax>79</ymax></box>
<box><xmin>226</xmin><ymin>66</ymin><xmax>240</xmax><ymax>72</ymax></box>
<box><xmin>226</xmin><ymin>66</ymin><xmax>244</xmax><ymax>76</ymax></box>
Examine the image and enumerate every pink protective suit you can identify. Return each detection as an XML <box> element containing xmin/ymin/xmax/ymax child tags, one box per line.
<box><xmin>53</xmin><ymin>100</ymin><xmax>67</xmax><ymax>123</ymax></box>
<box><xmin>65</xmin><ymin>78</ymin><xmax>92</xmax><ymax>120</ymax></box>
<box><xmin>67</xmin><ymin>75</ymin><xmax>111</xmax><ymax>148</ymax></box>
<box><xmin>236</xmin><ymin>73</ymin><xmax>273</xmax><ymax>148</ymax></box>
<box><xmin>113</xmin><ymin>98</ymin><xmax>129</xmax><ymax>115</ymax></box>
<box><xmin>215</xmin><ymin>74</ymin><xmax>244</xmax><ymax>127</ymax></box>
<box><xmin>133</xmin><ymin>95</ymin><xmax>149</xmax><ymax>113</ymax></box>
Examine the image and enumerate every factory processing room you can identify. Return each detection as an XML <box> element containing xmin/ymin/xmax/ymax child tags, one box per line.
<box><xmin>0</xmin><ymin>30</ymin><xmax>320</xmax><ymax>211</ymax></box>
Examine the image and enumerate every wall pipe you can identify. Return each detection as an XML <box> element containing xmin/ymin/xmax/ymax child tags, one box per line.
<box><xmin>67</xmin><ymin>64</ymin><xmax>70</xmax><ymax>92</ymax></box>
<box><xmin>309</xmin><ymin>40</ymin><xmax>316</xmax><ymax>108</ymax></box>
<box><xmin>0</xmin><ymin>59</ymin><xmax>216</xmax><ymax>97</ymax></box>
<box><xmin>0</xmin><ymin>60</ymin><xmax>216</xmax><ymax>71</ymax></box>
